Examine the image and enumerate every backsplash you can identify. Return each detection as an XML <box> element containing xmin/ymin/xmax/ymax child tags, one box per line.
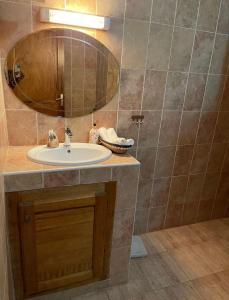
<box><xmin>0</xmin><ymin>0</ymin><xmax>229</xmax><ymax>233</ymax></box>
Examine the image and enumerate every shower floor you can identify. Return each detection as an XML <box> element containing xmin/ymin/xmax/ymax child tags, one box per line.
<box><xmin>73</xmin><ymin>218</ymin><xmax>229</xmax><ymax>300</ymax></box>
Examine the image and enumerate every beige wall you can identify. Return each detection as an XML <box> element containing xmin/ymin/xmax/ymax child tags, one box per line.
<box><xmin>0</xmin><ymin>57</ymin><xmax>9</xmax><ymax>299</ymax></box>
<box><xmin>0</xmin><ymin>0</ymin><xmax>229</xmax><ymax>236</ymax></box>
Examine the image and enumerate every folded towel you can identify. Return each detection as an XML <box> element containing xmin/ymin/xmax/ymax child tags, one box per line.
<box><xmin>126</xmin><ymin>139</ymin><xmax>135</xmax><ymax>146</ymax></box>
<box><xmin>98</xmin><ymin>127</ymin><xmax>134</xmax><ymax>146</ymax></box>
<box><xmin>107</xmin><ymin>128</ymin><xmax>118</xmax><ymax>140</ymax></box>
<box><xmin>98</xmin><ymin>127</ymin><xmax>109</xmax><ymax>141</ymax></box>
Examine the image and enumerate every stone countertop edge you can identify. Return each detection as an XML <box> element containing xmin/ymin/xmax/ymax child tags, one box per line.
<box><xmin>3</xmin><ymin>146</ymin><xmax>140</xmax><ymax>176</ymax></box>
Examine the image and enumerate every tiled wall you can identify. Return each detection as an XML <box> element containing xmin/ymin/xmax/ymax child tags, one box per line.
<box><xmin>0</xmin><ymin>0</ymin><xmax>229</xmax><ymax>234</ymax></box>
<box><xmin>0</xmin><ymin>59</ymin><xmax>9</xmax><ymax>299</ymax></box>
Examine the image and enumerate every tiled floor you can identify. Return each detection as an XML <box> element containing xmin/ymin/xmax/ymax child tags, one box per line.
<box><xmin>73</xmin><ymin>218</ymin><xmax>229</xmax><ymax>300</ymax></box>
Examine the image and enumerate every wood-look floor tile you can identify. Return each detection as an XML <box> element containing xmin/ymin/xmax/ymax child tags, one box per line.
<box><xmin>154</xmin><ymin>283</ymin><xmax>203</xmax><ymax>300</ymax></box>
<box><xmin>167</xmin><ymin>245</ymin><xmax>214</xmax><ymax>280</ymax></box>
<box><xmin>187</xmin><ymin>272</ymin><xmax>229</xmax><ymax>300</ymax></box>
<box><xmin>190</xmin><ymin>219</ymin><xmax>228</xmax><ymax>241</ymax></box>
<box><xmin>136</xmin><ymin>254</ymin><xmax>188</xmax><ymax>290</ymax></box>
<box><xmin>71</xmin><ymin>291</ymin><xmax>109</xmax><ymax>300</ymax></box>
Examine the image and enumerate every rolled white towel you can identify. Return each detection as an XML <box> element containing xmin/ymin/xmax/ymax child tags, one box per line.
<box><xmin>115</xmin><ymin>137</ymin><xmax>128</xmax><ymax>145</ymax></box>
<box><xmin>126</xmin><ymin>139</ymin><xmax>134</xmax><ymax>146</ymax></box>
<box><xmin>107</xmin><ymin>128</ymin><xmax>118</xmax><ymax>140</ymax></box>
<box><xmin>98</xmin><ymin>127</ymin><xmax>109</xmax><ymax>141</ymax></box>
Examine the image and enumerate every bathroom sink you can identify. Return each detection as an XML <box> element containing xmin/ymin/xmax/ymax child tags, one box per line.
<box><xmin>27</xmin><ymin>143</ymin><xmax>112</xmax><ymax>166</ymax></box>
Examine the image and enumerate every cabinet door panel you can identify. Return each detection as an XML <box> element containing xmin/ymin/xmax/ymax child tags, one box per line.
<box><xmin>8</xmin><ymin>183</ymin><xmax>116</xmax><ymax>299</ymax></box>
<box><xmin>19</xmin><ymin>203</ymin><xmax>95</xmax><ymax>295</ymax></box>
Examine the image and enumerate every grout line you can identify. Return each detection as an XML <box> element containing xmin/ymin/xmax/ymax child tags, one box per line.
<box><xmin>136</xmin><ymin>0</ymin><xmax>154</xmax><ymax>152</ymax></box>
<box><xmin>164</xmin><ymin>0</ymin><xmax>202</xmax><ymax>227</ymax></box>
<box><xmin>195</xmin><ymin>0</ymin><xmax>224</xmax><ymax>221</ymax></box>
<box><xmin>135</xmin><ymin>0</ymin><xmax>154</xmax><ymax>233</ymax></box>
<box><xmin>211</xmin><ymin>143</ymin><xmax>229</xmax><ymax>217</ymax></box>
<box><xmin>147</xmin><ymin>0</ymin><xmax>179</xmax><ymax>231</ymax></box>
<box><xmin>119</xmin><ymin>16</ymin><xmax>229</xmax><ymax>38</ymax></box>
<box><xmin>116</xmin><ymin>0</ymin><xmax>127</xmax><ymax>134</ymax></box>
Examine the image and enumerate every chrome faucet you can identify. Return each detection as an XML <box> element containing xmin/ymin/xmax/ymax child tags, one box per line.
<box><xmin>64</xmin><ymin>127</ymin><xmax>73</xmax><ymax>149</ymax></box>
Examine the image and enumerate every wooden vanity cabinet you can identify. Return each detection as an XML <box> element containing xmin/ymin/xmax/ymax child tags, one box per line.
<box><xmin>6</xmin><ymin>182</ymin><xmax>116</xmax><ymax>299</ymax></box>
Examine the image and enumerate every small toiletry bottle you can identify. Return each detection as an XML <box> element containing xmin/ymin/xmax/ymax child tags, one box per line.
<box><xmin>89</xmin><ymin>123</ymin><xmax>99</xmax><ymax>144</ymax></box>
<box><xmin>47</xmin><ymin>129</ymin><xmax>59</xmax><ymax>148</ymax></box>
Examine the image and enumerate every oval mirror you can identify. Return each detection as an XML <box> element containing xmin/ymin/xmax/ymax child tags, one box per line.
<box><xmin>5</xmin><ymin>29</ymin><xmax>120</xmax><ymax>117</ymax></box>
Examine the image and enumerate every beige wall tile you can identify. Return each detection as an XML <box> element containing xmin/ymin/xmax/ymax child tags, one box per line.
<box><xmin>44</xmin><ymin>170</ymin><xmax>80</xmax><ymax>187</ymax></box>
<box><xmin>202</xmin><ymin>75</ymin><xmax>225</xmax><ymax>111</ymax></box>
<box><xmin>97</xmin><ymin>0</ymin><xmax>125</xmax><ymax>18</ymax></box>
<box><xmin>66</xmin><ymin>114</ymin><xmax>92</xmax><ymax>143</ymax></box>
<box><xmin>170</xmin><ymin>27</ymin><xmax>195</xmax><ymax>72</ymax></box>
<box><xmin>154</xmin><ymin>146</ymin><xmax>176</xmax><ymax>178</ymax></box>
<box><xmin>184</xmin><ymin>74</ymin><xmax>207</xmax><ymax>111</ymax></box>
<box><xmin>119</xmin><ymin>69</ymin><xmax>144</xmax><ymax>110</ymax></box>
<box><xmin>196</xmin><ymin>112</ymin><xmax>217</xmax><ymax>144</ymax></box>
<box><xmin>96</xmin><ymin>17</ymin><xmax>124</xmax><ymax>63</ymax></box>
<box><xmin>112</xmin><ymin>165</ymin><xmax>139</xmax><ymax>210</ymax></box>
<box><xmin>151</xmin><ymin>177</ymin><xmax>171</xmax><ymax>207</ymax></box>
<box><xmin>190</xmin><ymin>31</ymin><xmax>215</xmax><ymax>73</ymax></box>
<box><xmin>66</xmin><ymin>0</ymin><xmax>96</xmax><ymax>13</ymax></box>
<box><xmin>147</xmin><ymin>23</ymin><xmax>173</xmax><ymax>70</ymax></box>
<box><xmin>178</xmin><ymin>112</ymin><xmax>200</xmax><ymax>145</ymax></box>
<box><xmin>169</xmin><ymin>176</ymin><xmax>188</xmax><ymax>205</ymax></box>
<box><xmin>159</xmin><ymin>111</ymin><xmax>181</xmax><ymax>146</ymax></box>
<box><xmin>0</xmin><ymin>1</ymin><xmax>32</xmax><ymax>58</ymax></box>
<box><xmin>93</xmin><ymin>111</ymin><xmax>117</xmax><ymax>129</ymax></box>
<box><xmin>142</xmin><ymin>70</ymin><xmax>167</xmax><ymax>110</ymax></box>
<box><xmin>190</xmin><ymin>144</ymin><xmax>211</xmax><ymax>174</ymax></box>
<box><xmin>173</xmin><ymin>145</ymin><xmax>193</xmax><ymax>176</ymax></box>
<box><xmin>164</xmin><ymin>72</ymin><xmax>188</xmax><ymax>110</ymax></box>
<box><xmin>37</xmin><ymin>114</ymin><xmax>65</xmax><ymax>144</ymax></box>
<box><xmin>80</xmin><ymin>167</ymin><xmax>111</xmax><ymax>184</ymax></box>
<box><xmin>217</xmin><ymin>0</ymin><xmax>229</xmax><ymax>34</ymax></box>
<box><xmin>134</xmin><ymin>208</ymin><xmax>148</xmax><ymax>234</ymax></box>
<box><xmin>6</xmin><ymin>110</ymin><xmax>38</xmax><ymax>146</ymax></box>
<box><xmin>151</xmin><ymin>0</ymin><xmax>177</xmax><ymax>25</ymax></box>
<box><xmin>198</xmin><ymin>0</ymin><xmax>221</xmax><ymax>32</ymax></box>
<box><xmin>122</xmin><ymin>19</ymin><xmax>149</xmax><ymax>69</ymax></box>
<box><xmin>125</xmin><ymin>0</ymin><xmax>152</xmax><ymax>21</ymax></box>
<box><xmin>148</xmin><ymin>206</ymin><xmax>166</xmax><ymax>231</ymax></box>
<box><xmin>210</xmin><ymin>34</ymin><xmax>229</xmax><ymax>75</ymax></box>
<box><xmin>138</xmin><ymin>111</ymin><xmax>161</xmax><ymax>148</ymax></box>
<box><xmin>112</xmin><ymin>209</ymin><xmax>135</xmax><ymax>248</ymax></box>
<box><xmin>4</xmin><ymin>173</ymin><xmax>43</xmax><ymax>192</ymax></box>
<box><xmin>137</xmin><ymin>147</ymin><xmax>156</xmax><ymax>180</ymax></box>
<box><xmin>175</xmin><ymin>0</ymin><xmax>199</xmax><ymax>28</ymax></box>
<box><xmin>109</xmin><ymin>246</ymin><xmax>130</xmax><ymax>283</ymax></box>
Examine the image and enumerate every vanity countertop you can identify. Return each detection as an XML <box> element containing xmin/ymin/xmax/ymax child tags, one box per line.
<box><xmin>3</xmin><ymin>146</ymin><xmax>140</xmax><ymax>175</ymax></box>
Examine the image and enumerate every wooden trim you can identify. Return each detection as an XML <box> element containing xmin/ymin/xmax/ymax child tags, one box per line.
<box><xmin>103</xmin><ymin>181</ymin><xmax>116</xmax><ymax>277</ymax></box>
<box><xmin>6</xmin><ymin>193</ymin><xmax>24</xmax><ymax>300</ymax></box>
<box><xmin>18</xmin><ymin>200</ymin><xmax>38</xmax><ymax>296</ymax></box>
<box><xmin>93</xmin><ymin>193</ymin><xmax>107</xmax><ymax>278</ymax></box>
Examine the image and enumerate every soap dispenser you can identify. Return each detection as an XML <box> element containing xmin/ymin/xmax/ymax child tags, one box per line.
<box><xmin>89</xmin><ymin>123</ymin><xmax>99</xmax><ymax>144</ymax></box>
<box><xmin>47</xmin><ymin>129</ymin><xmax>59</xmax><ymax>148</ymax></box>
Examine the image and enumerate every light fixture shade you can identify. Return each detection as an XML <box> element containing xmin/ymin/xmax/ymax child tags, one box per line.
<box><xmin>40</xmin><ymin>8</ymin><xmax>111</xmax><ymax>30</ymax></box>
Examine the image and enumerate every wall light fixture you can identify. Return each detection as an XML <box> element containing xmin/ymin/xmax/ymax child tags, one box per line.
<box><xmin>40</xmin><ymin>8</ymin><xmax>111</xmax><ymax>30</ymax></box>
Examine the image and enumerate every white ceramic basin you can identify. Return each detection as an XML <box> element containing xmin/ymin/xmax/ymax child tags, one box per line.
<box><xmin>27</xmin><ymin>143</ymin><xmax>112</xmax><ymax>166</ymax></box>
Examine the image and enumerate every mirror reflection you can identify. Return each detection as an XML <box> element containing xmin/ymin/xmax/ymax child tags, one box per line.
<box><xmin>5</xmin><ymin>29</ymin><xmax>120</xmax><ymax>117</ymax></box>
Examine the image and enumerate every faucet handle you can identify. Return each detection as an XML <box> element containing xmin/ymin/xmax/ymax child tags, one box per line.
<box><xmin>65</xmin><ymin>127</ymin><xmax>73</xmax><ymax>137</ymax></box>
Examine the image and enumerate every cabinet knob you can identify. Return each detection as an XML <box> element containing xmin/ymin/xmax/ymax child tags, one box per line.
<box><xmin>24</xmin><ymin>215</ymin><xmax>32</xmax><ymax>223</ymax></box>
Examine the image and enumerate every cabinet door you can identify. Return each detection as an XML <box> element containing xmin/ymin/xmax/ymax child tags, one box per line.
<box><xmin>18</xmin><ymin>194</ymin><xmax>107</xmax><ymax>297</ymax></box>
